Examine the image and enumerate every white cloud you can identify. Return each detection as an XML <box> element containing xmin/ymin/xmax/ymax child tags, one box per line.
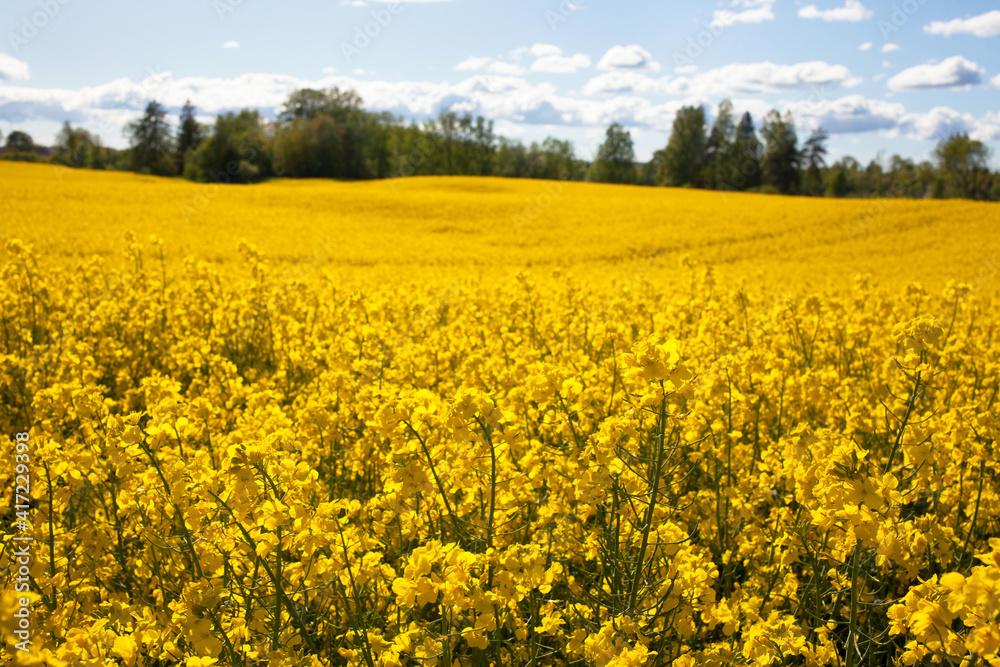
<box><xmin>896</xmin><ymin>106</ymin><xmax>980</xmax><ymax>141</ymax></box>
<box><xmin>222</xmin><ymin>41</ymin><xmax>240</xmax><ymax>49</ymax></box>
<box><xmin>511</xmin><ymin>43</ymin><xmax>562</xmax><ymax>60</ymax></box>
<box><xmin>882</xmin><ymin>60</ymin><xmax>891</xmax><ymax>68</ymax></box>
<box><xmin>881</xmin><ymin>43</ymin><xmax>899</xmax><ymax>53</ymax></box>
<box><xmin>991</xmin><ymin>73</ymin><xmax>1000</xmax><ymax>88</ymax></box>
<box><xmin>322</xmin><ymin>67</ymin><xmax>337</xmax><ymax>74</ymax></box>
<box><xmin>713</xmin><ymin>0</ymin><xmax>775</xmax><ymax>25</ymax></box>
<box><xmin>582</xmin><ymin>71</ymin><xmax>665</xmax><ymax>96</ymax></box>
<box><xmin>507</xmin><ymin>44</ymin><xmax>591</xmax><ymax>74</ymax></box>
<box><xmin>972</xmin><ymin>122</ymin><xmax>1000</xmax><ymax>142</ymax></box>
<box><xmin>486</xmin><ymin>62</ymin><xmax>525</xmax><ymax>76</ymax></box>
<box><xmin>454</xmin><ymin>56</ymin><xmax>492</xmax><ymax>71</ymax></box>
<box><xmin>924</xmin><ymin>10</ymin><xmax>1000</xmax><ymax>38</ymax></box>
<box><xmin>785</xmin><ymin>94</ymin><xmax>905</xmax><ymax>134</ymax></box>
<box><xmin>3</xmin><ymin>69</ymin><xmax>997</xmax><ymax>153</ymax></box>
<box><xmin>581</xmin><ymin>61</ymin><xmax>861</xmax><ymax>98</ymax></box>
<box><xmin>798</xmin><ymin>0</ymin><xmax>872</xmax><ymax>22</ymax></box>
<box><xmin>596</xmin><ymin>45</ymin><xmax>660</xmax><ymax>72</ymax></box>
<box><xmin>858</xmin><ymin>42</ymin><xmax>872</xmax><ymax>51</ymax></box>
<box><xmin>664</xmin><ymin>60</ymin><xmax>860</xmax><ymax>96</ymax></box>
<box><xmin>0</xmin><ymin>53</ymin><xmax>29</xmax><ymax>82</ymax></box>
<box><xmin>674</xmin><ymin>65</ymin><xmax>698</xmax><ymax>74</ymax></box>
<box><xmin>531</xmin><ymin>53</ymin><xmax>591</xmax><ymax>74</ymax></box>
<box><xmin>770</xmin><ymin>94</ymin><xmax>999</xmax><ymax>142</ymax></box>
<box><xmin>888</xmin><ymin>56</ymin><xmax>984</xmax><ymax>91</ymax></box>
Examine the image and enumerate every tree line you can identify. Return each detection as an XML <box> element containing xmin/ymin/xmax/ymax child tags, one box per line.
<box><xmin>1</xmin><ymin>86</ymin><xmax>996</xmax><ymax>200</ymax></box>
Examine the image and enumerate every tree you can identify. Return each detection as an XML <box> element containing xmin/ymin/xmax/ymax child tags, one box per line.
<box><xmin>702</xmin><ymin>100</ymin><xmax>737</xmax><ymax>189</ymax></box>
<box><xmin>760</xmin><ymin>110</ymin><xmax>800</xmax><ymax>194</ymax></box>
<box><xmin>176</xmin><ymin>101</ymin><xmax>205</xmax><ymax>174</ymax></box>
<box><xmin>801</xmin><ymin>128</ymin><xmax>829</xmax><ymax>196</ymax></box>
<box><xmin>279</xmin><ymin>87</ymin><xmax>363</xmax><ymax>123</ymax></box>
<box><xmin>436</xmin><ymin>111</ymin><xmax>460</xmax><ymax>175</ymax></box>
<box><xmin>4</xmin><ymin>130</ymin><xmax>34</xmax><ymax>153</ymax></box>
<box><xmin>495</xmin><ymin>137</ymin><xmax>529</xmax><ymax>178</ymax></box>
<box><xmin>659</xmin><ymin>106</ymin><xmax>706</xmax><ymax>187</ymax></box>
<box><xmin>730</xmin><ymin>112</ymin><xmax>762</xmax><ymax>191</ymax></box>
<box><xmin>273</xmin><ymin>88</ymin><xmax>376</xmax><ymax>180</ymax></box>
<box><xmin>539</xmin><ymin>138</ymin><xmax>580</xmax><ymax>180</ymax></box>
<box><xmin>934</xmin><ymin>133</ymin><xmax>992</xmax><ymax>199</ymax></box>
<box><xmin>826</xmin><ymin>164</ymin><xmax>850</xmax><ymax>198</ymax></box>
<box><xmin>53</xmin><ymin>122</ymin><xmax>97</xmax><ymax>168</ymax></box>
<box><xmin>187</xmin><ymin>109</ymin><xmax>271</xmax><ymax>183</ymax></box>
<box><xmin>125</xmin><ymin>100</ymin><xmax>174</xmax><ymax>175</ymax></box>
<box><xmin>590</xmin><ymin>123</ymin><xmax>636</xmax><ymax>184</ymax></box>
<box><xmin>472</xmin><ymin>116</ymin><xmax>496</xmax><ymax>176</ymax></box>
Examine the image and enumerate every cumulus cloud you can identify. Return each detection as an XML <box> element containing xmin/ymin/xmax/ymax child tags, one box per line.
<box><xmin>991</xmin><ymin>73</ymin><xmax>1000</xmax><ymax>88</ymax></box>
<box><xmin>582</xmin><ymin>71</ymin><xmax>665</xmax><ymax>96</ymax></box>
<box><xmin>896</xmin><ymin>106</ymin><xmax>981</xmax><ymax>141</ymax></box>
<box><xmin>3</xmin><ymin>69</ymin><xmax>997</xmax><ymax>152</ymax></box>
<box><xmin>712</xmin><ymin>0</ymin><xmax>775</xmax><ymax>25</ymax></box>
<box><xmin>971</xmin><ymin>122</ymin><xmax>1000</xmax><ymax>142</ymax></box>
<box><xmin>457</xmin><ymin>49</ymin><xmax>582</xmax><ymax>76</ymax></box>
<box><xmin>485</xmin><ymin>61</ymin><xmax>525</xmax><ymax>76</ymax></box>
<box><xmin>858</xmin><ymin>42</ymin><xmax>872</xmax><ymax>51</ymax></box>
<box><xmin>222</xmin><ymin>41</ymin><xmax>240</xmax><ymax>49</ymax></box>
<box><xmin>881</xmin><ymin>43</ymin><xmax>899</xmax><ymax>53</ymax></box>
<box><xmin>0</xmin><ymin>53</ymin><xmax>30</xmax><ymax>82</ymax></box>
<box><xmin>764</xmin><ymin>94</ymin><xmax>998</xmax><ymax>142</ymax></box>
<box><xmin>0</xmin><ymin>68</ymin><xmax>702</xmax><ymax>143</ymax></box>
<box><xmin>508</xmin><ymin>44</ymin><xmax>591</xmax><ymax>74</ymax></box>
<box><xmin>511</xmin><ymin>44</ymin><xmax>562</xmax><ymax>60</ymax></box>
<box><xmin>664</xmin><ymin>61</ymin><xmax>860</xmax><ymax>96</ymax></box>
<box><xmin>596</xmin><ymin>45</ymin><xmax>660</xmax><ymax>72</ymax></box>
<box><xmin>454</xmin><ymin>56</ymin><xmax>492</xmax><ymax>71</ymax></box>
<box><xmin>580</xmin><ymin>61</ymin><xmax>861</xmax><ymax>98</ymax></box>
<box><xmin>531</xmin><ymin>53</ymin><xmax>591</xmax><ymax>74</ymax></box>
<box><xmin>924</xmin><ymin>10</ymin><xmax>1000</xmax><ymax>38</ymax></box>
<box><xmin>798</xmin><ymin>0</ymin><xmax>872</xmax><ymax>22</ymax></box>
<box><xmin>785</xmin><ymin>94</ymin><xmax>905</xmax><ymax>134</ymax></box>
<box><xmin>887</xmin><ymin>56</ymin><xmax>984</xmax><ymax>91</ymax></box>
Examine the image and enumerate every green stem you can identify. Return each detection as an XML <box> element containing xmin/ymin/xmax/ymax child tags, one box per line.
<box><xmin>628</xmin><ymin>384</ymin><xmax>667</xmax><ymax>614</ymax></box>
<box><xmin>846</xmin><ymin>539</ymin><xmax>861</xmax><ymax>667</ymax></box>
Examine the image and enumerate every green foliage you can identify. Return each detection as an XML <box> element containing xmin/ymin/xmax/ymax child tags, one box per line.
<box><xmin>176</xmin><ymin>101</ymin><xmax>206</xmax><ymax>175</ymax></box>
<box><xmin>760</xmin><ymin>110</ymin><xmax>800</xmax><ymax>195</ymax></box>
<box><xmin>46</xmin><ymin>123</ymin><xmax>125</xmax><ymax>170</ymax></box>
<box><xmin>801</xmin><ymin>128</ymin><xmax>829</xmax><ymax>196</ymax></box>
<box><xmin>5</xmin><ymin>130</ymin><xmax>34</xmax><ymax>153</ymax></box>
<box><xmin>701</xmin><ymin>100</ymin><xmax>736</xmax><ymax>189</ymax></box>
<box><xmin>125</xmin><ymin>101</ymin><xmax>175</xmax><ymax>176</ymax></box>
<box><xmin>590</xmin><ymin>123</ymin><xmax>636</xmax><ymax>184</ymax></box>
<box><xmin>2</xmin><ymin>86</ymin><xmax>996</xmax><ymax>201</ymax></box>
<box><xmin>658</xmin><ymin>106</ymin><xmax>706</xmax><ymax>187</ymax></box>
<box><xmin>933</xmin><ymin>133</ymin><xmax>993</xmax><ymax>200</ymax></box>
<box><xmin>730</xmin><ymin>112</ymin><xmax>763</xmax><ymax>191</ymax></box>
<box><xmin>186</xmin><ymin>110</ymin><xmax>272</xmax><ymax>184</ymax></box>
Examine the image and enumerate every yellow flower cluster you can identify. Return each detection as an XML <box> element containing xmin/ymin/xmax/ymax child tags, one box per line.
<box><xmin>0</xmin><ymin>162</ymin><xmax>998</xmax><ymax>666</ymax></box>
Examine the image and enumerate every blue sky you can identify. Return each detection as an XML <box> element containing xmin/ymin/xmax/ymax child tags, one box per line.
<box><xmin>1</xmin><ymin>0</ymin><xmax>999</xmax><ymax>165</ymax></box>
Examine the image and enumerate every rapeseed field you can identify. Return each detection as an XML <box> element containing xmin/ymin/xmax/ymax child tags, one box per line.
<box><xmin>1</xmin><ymin>160</ymin><xmax>998</xmax><ymax>667</ymax></box>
